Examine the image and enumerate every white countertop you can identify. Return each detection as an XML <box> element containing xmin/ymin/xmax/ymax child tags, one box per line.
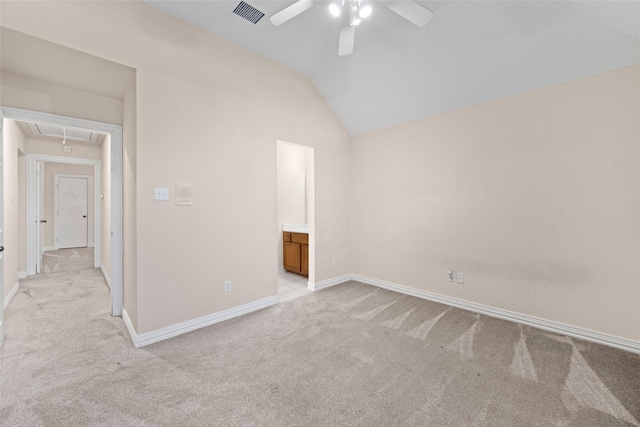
<box><xmin>283</xmin><ymin>223</ymin><xmax>309</xmax><ymax>234</ymax></box>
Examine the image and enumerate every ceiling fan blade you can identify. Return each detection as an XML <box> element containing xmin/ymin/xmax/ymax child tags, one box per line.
<box><xmin>270</xmin><ymin>0</ymin><xmax>314</xmax><ymax>26</ymax></box>
<box><xmin>387</xmin><ymin>1</ymin><xmax>434</xmax><ymax>27</ymax></box>
<box><xmin>338</xmin><ymin>25</ymin><xmax>356</xmax><ymax>56</ymax></box>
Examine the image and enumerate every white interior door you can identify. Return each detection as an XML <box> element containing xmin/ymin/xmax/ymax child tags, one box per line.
<box><xmin>36</xmin><ymin>161</ymin><xmax>44</xmax><ymax>273</ymax></box>
<box><xmin>56</xmin><ymin>175</ymin><xmax>89</xmax><ymax>249</ymax></box>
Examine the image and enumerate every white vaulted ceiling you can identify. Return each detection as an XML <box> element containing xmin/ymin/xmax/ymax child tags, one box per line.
<box><xmin>147</xmin><ymin>1</ymin><xmax>639</xmax><ymax>135</ymax></box>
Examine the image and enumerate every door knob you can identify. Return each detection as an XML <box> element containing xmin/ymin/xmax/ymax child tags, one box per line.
<box><xmin>0</xmin><ymin>246</ymin><xmax>4</xmax><ymax>252</ymax></box>
<box><xmin>83</xmin><ymin>215</ymin><xmax>87</xmax><ymax>218</ymax></box>
<box><xmin>39</xmin><ymin>220</ymin><xmax>47</xmax><ymax>223</ymax></box>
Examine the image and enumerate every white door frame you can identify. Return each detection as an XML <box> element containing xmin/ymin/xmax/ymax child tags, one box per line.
<box><xmin>1</xmin><ymin>107</ymin><xmax>124</xmax><ymax>317</ymax></box>
<box><xmin>36</xmin><ymin>160</ymin><xmax>44</xmax><ymax>273</ymax></box>
<box><xmin>54</xmin><ymin>173</ymin><xmax>92</xmax><ymax>250</ymax></box>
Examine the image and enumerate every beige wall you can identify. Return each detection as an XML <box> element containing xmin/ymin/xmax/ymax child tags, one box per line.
<box><xmin>277</xmin><ymin>142</ymin><xmax>307</xmax><ymax>268</ymax></box>
<box><xmin>41</xmin><ymin>163</ymin><xmax>95</xmax><ymax>249</ymax></box>
<box><xmin>0</xmin><ymin>72</ymin><xmax>123</xmax><ymax>126</ymax></box>
<box><xmin>101</xmin><ymin>134</ymin><xmax>112</xmax><ymax>285</ymax></box>
<box><xmin>2</xmin><ymin>119</ymin><xmax>27</xmax><ymax>300</ymax></box>
<box><xmin>352</xmin><ymin>65</ymin><xmax>640</xmax><ymax>342</ymax></box>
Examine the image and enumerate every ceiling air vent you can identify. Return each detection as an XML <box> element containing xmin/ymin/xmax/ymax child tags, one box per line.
<box><xmin>233</xmin><ymin>1</ymin><xmax>265</xmax><ymax>25</ymax></box>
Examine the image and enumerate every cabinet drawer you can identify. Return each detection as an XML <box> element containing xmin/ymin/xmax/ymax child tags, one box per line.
<box><xmin>291</xmin><ymin>233</ymin><xmax>308</xmax><ymax>244</ymax></box>
<box><xmin>284</xmin><ymin>232</ymin><xmax>291</xmax><ymax>242</ymax></box>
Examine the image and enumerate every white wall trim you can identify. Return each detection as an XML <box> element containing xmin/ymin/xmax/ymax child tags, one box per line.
<box><xmin>43</xmin><ymin>246</ymin><xmax>58</xmax><ymax>252</ymax></box>
<box><xmin>125</xmin><ymin>295</ymin><xmax>280</xmax><ymax>348</ymax></box>
<box><xmin>101</xmin><ymin>264</ymin><xmax>111</xmax><ymax>289</ymax></box>
<box><xmin>347</xmin><ymin>274</ymin><xmax>640</xmax><ymax>355</ymax></box>
<box><xmin>311</xmin><ymin>274</ymin><xmax>353</xmax><ymax>291</ymax></box>
<box><xmin>122</xmin><ymin>308</ymin><xmax>137</xmax><ymax>345</ymax></box>
<box><xmin>17</xmin><ymin>271</ymin><xmax>27</xmax><ymax>279</ymax></box>
<box><xmin>4</xmin><ymin>282</ymin><xmax>19</xmax><ymax>309</ymax></box>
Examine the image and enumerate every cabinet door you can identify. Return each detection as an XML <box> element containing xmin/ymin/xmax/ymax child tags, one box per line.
<box><xmin>301</xmin><ymin>244</ymin><xmax>309</xmax><ymax>276</ymax></box>
<box><xmin>284</xmin><ymin>241</ymin><xmax>301</xmax><ymax>273</ymax></box>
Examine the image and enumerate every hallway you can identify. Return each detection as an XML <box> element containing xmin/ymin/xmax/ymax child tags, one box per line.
<box><xmin>4</xmin><ymin>248</ymin><xmax>113</xmax><ymax>337</ymax></box>
<box><xmin>0</xmin><ymin>248</ymin><xmax>133</xmax><ymax>425</ymax></box>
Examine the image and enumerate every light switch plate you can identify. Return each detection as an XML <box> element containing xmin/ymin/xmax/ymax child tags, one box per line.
<box><xmin>155</xmin><ymin>187</ymin><xmax>169</xmax><ymax>201</ymax></box>
<box><xmin>175</xmin><ymin>184</ymin><xmax>192</xmax><ymax>206</ymax></box>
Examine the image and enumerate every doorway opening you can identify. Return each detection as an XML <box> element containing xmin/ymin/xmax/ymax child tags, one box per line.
<box><xmin>276</xmin><ymin>140</ymin><xmax>315</xmax><ymax>301</ymax></box>
<box><xmin>0</xmin><ymin>107</ymin><xmax>124</xmax><ymax>319</ymax></box>
<box><xmin>30</xmin><ymin>156</ymin><xmax>102</xmax><ymax>273</ymax></box>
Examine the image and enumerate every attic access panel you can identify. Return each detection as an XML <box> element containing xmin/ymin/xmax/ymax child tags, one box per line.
<box><xmin>26</xmin><ymin>122</ymin><xmax>101</xmax><ymax>143</ymax></box>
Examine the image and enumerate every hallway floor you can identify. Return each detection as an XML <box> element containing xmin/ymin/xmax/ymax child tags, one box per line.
<box><xmin>277</xmin><ymin>270</ymin><xmax>311</xmax><ymax>301</ymax></box>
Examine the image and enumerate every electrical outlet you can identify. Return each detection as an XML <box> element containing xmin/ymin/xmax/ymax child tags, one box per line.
<box><xmin>331</xmin><ymin>258</ymin><xmax>336</xmax><ymax>266</ymax></box>
<box><xmin>456</xmin><ymin>273</ymin><xmax>464</xmax><ymax>284</ymax></box>
<box><xmin>448</xmin><ymin>270</ymin><xmax>455</xmax><ymax>282</ymax></box>
<box><xmin>224</xmin><ymin>281</ymin><xmax>231</xmax><ymax>292</ymax></box>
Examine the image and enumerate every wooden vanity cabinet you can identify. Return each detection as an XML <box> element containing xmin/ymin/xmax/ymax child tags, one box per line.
<box><xmin>284</xmin><ymin>232</ymin><xmax>309</xmax><ymax>277</ymax></box>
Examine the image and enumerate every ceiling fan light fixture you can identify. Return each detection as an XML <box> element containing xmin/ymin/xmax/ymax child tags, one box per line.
<box><xmin>329</xmin><ymin>2</ymin><xmax>341</xmax><ymax>17</ymax></box>
<box><xmin>359</xmin><ymin>4</ymin><xmax>372</xmax><ymax>19</ymax></box>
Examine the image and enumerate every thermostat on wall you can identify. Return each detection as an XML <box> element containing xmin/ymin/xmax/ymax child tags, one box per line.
<box><xmin>175</xmin><ymin>184</ymin><xmax>192</xmax><ymax>206</ymax></box>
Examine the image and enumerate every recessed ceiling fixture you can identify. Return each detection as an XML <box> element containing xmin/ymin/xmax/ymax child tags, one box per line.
<box><xmin>270</xmin><ymin>0</ymin><xmax>434</xmax><ymax>56</ymax></box>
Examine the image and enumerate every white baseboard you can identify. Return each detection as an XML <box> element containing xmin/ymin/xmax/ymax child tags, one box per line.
<box><xmin>4</xmin><ymin>282</ymin><xmax>19</xmax><ymax>309</ymax></box>
<box><xmin>349</xmin><ymin>274</ymin><xmax>640</xmax><ymax>355</ymax></box>
<box><xmin>124</xmin><ymin>295</ymin><xmax>280</xmax><ymax>348</ymax></box>
<box><xmin>277</xmin><ymin>266</ymin><xmax>285</xmax><ymax>273</ymax></box>
<box><xmin>100</xmin><ymin>264</ymin><xmax>111</xmax><ymax>289</ymax></box>
<box><xmin>312</xmin><ymin>274</ymin><xmax>353</xmax><ymax>291</ymax></box>
<box><xmin>118</xmin><ymin>272</ymin><xmax>639</xmax><ymax>354</ymax></box>
<box><xmin>122</xmin><ymin>308</ymin><xmax>137</xmax><ymax>345</ymax></box>
<box><xmin>17</xmin><ymin>271</ymin><xmax>27</xmax><ymax>279</ymax></box>
<box><xmin>43</xmin><ymin>246</ymin><xmax>58</xmax><ymax>252</ymax></box>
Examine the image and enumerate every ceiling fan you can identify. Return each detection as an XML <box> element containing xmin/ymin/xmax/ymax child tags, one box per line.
<box><xmin>270</xmin><ymin>0</ymin><xmax>434</xmax><ymax>56</ymax></box>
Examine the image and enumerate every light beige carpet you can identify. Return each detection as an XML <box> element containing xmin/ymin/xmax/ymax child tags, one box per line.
<box><xmin>1</xmin><ymin>248</ymin><xmax>639</xmax><ymax>426</ymax></box>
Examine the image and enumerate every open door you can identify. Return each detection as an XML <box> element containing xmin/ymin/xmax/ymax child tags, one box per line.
<box><xmin>36</xmin><ymin>161</ymin><xmax>44</xmax><ymax>273</ymax></box>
